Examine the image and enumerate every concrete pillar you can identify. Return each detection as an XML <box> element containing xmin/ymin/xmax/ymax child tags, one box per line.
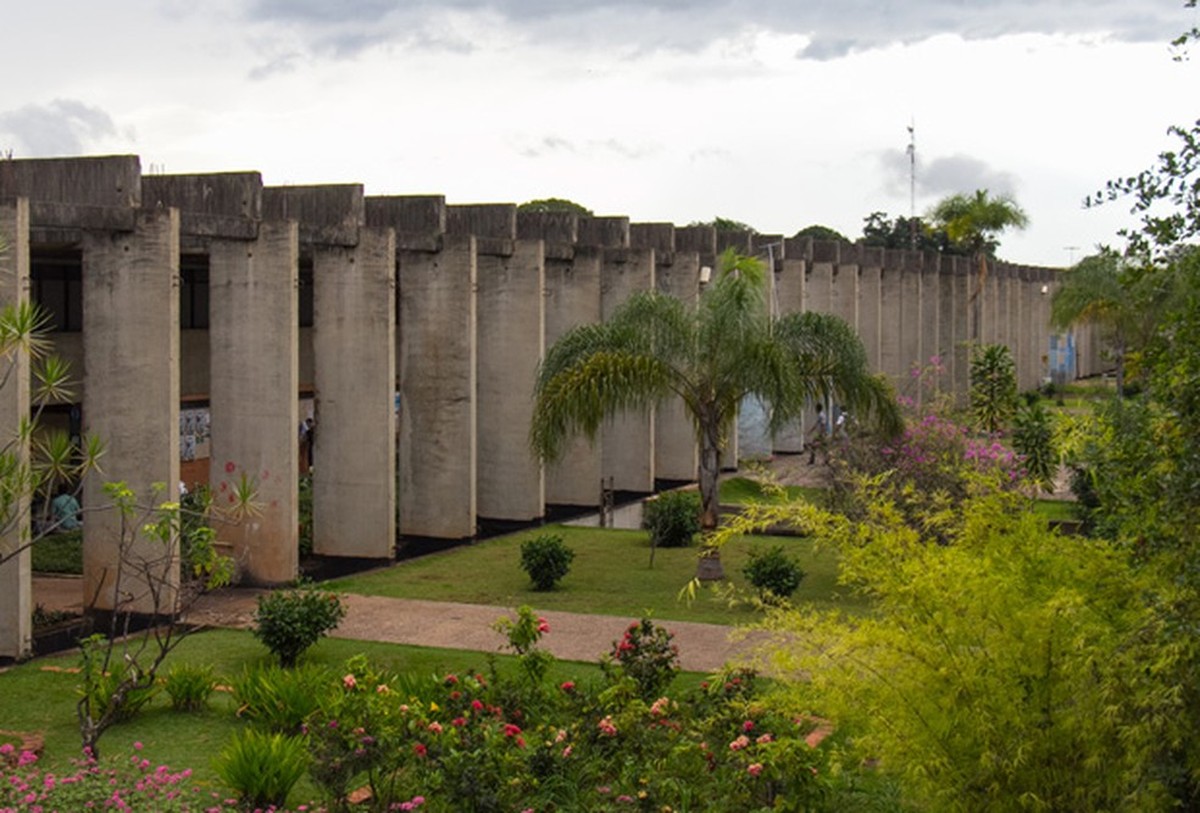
<box><xmin>634</xmin><ymin>223</ymin><xmax>700</xmax><ymax>482</ymax></box>
<box><xmin>878</xmin><ymin>254</ymin><xmax>905</xmax><ymax>395</ymax></box>
<box><xmin>450</xmin><ymin>205</ymin><xmax>545</xmax><ymax>522</ymax></box>
<box><xmin>265</xmin><ymin>185</ymin><xmax>396</xmax><ymax>559</ymax></box>
<box><xmin>831</xmin><ymin>244</ymin><xmax>859</xmax><ymax>330</ymax></box>
<box><xmin>858</xmin><ymin>247</ymin><xmax>883</xmax><ymax>374</ymax></box>
<box><xmin>0</xmin><ymin>198</ymin><xmax>31</xmax><ymax>659</ymax></box>
<box><xmin>773</xmin><ymin>240</ymin><xmax>809</xmax><ymax>454</ymax></box>
<box><xmin>399</xmin><ymin>233</ymin><xmax>478</xmax><ymax>536</ymax></box>
<box><xmin>82</xmin><ymin>208</ymin><xmax>181</xmax><ymax>613</ymax></box>
<box><xmin>942</xmin><ymin>255</ymin><xmax>971</xmax><ymax>402</ymax></box>
<box><xmin>525</xmin><ymin>211</ymin><xmax>602</xmax><ymax>507</ymax></box>
<box><xmin>898</xmin><ymin>252</ymin><xmax>923</xmax><ymax>401</ymax></box>
<box><xmin>208</xmin><ymin>221</ymin><xmax>300</xmax><ymax>583</ymax></box>
<box><xmin>389</xmin><ymin>199</ymin><xmax>477</xmax><ymax>539</ymax></box>
<box><xmin>589</xmin><ymin>217</ymin><xmax>656</xmax><ymax>492</ymax></box>
<box><xmin>310</xmin><ymin>228</ymin><xmax>396</xmax><ymax>557</ymax></box>
<box><xmin>920</xmin><ymin>252</ymin><xmax>941</xmax><ymax>394</ymax></box>
<box><xmin>678</xmin><ymin>226</ymin><xmax>738</xmax><ymax>469</ymax></box>
<box><xmin>804</xmin><ymin>241</ymin><xmax>835</xmax><ymax>315</ymax></box>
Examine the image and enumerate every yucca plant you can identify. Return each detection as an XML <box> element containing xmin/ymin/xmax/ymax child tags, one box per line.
<box><xmin>213</xmin><ymin>728</ymin><xmax>309</xmax><ymax>810</ymax></box>
<box><xmin>969</xmin><ymin>343</ymin><xmax>1019</xmax><ymax>433</ymax></box>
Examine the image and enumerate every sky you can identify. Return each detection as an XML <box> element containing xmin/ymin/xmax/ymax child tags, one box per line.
<box><xmin>2</xmin><ymin>1</ymin><xmax>1198</xmax><ymax>267</ymax></box>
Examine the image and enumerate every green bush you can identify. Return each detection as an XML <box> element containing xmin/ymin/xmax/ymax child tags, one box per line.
<box><xmin>1012</xmin><ymin>397</ymin><xmax>1057</xmax><ymax>490</ymax></box>
<box><xmin>231</xmin><ymin>662</ymin><xmax>331</xmax><ymax>734</ymax></box>
<box><xmin>213</xmin><ymin>728</ymin><xmax>309</xmax><ymax>810</ymax></box>
<box><xmin>252</xmin><ymin>586</ymin><xmax>346</xmax><ymax>667</ymax></box>
<box><xmin>164</xmin><ymin>663</ymin><xmax>217</xmax><ymax>712</ymax></box>
<box><xmin>642</xmin><ymin>490</ymin><xmax>701</xmax><ymax>548</ymax></box>
<box><xmin>742</xmin><ymin>544</ymin><xmax>805</xmax><ymax>600</ymax></box>
<box><xmin>297</xmin><ymin>473</ymin><xmax>313</xmax><ymax>558</ymax></box>
<box><xmin>970</xmin><ymin>343</ymin><xmax>1019</xmax><ymax>433</ymax></box>
<box><xmin>519</xmin><ymin>534</ymin><xmax>575</xmax><ymax>591</ymax></box>
<box><xmin>603</xmin><ymin>617</ymin><xmax>680</xmax><ymax>701</ymax></box>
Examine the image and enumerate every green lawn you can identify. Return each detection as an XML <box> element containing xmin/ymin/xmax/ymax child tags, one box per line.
<box><xmin>329</xmin><ymin>525</ymin><xmax>864</xmax><ymax>625</ymax></box>
<box><xmin>0</xmin><ymin>628</ymin><xmax>710</xmax><ymax>796</ymax></box>
<box><xmin>30</xmin><ymin>530</ymin><xmax>83</xmax><ymax>574</ymax></box>
<box><xmin>720</xmin><ymin>476</ymin><xmax>824</xmax><ymax>505</ymax></box>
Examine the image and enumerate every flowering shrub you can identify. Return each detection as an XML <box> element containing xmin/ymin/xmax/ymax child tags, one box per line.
<box><xmin>0</xmin><ymin>742</ymin><xmax>197</xmax><ymax>812</ymax></box>
<box><xmin>602</xmin><ymin>618</ymin><xmax>680</xmax><ymax>702</ymax></box>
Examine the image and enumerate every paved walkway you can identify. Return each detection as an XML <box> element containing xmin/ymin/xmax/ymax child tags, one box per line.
<box><xmin>185</xmin><ymin>588</ymin><xmax>757</xmax><ymax>674</ymax></box>
<box><xmin>32</xmin><ymin>576</ymin><xmax>760</xmax><ymax>674</ymax></box>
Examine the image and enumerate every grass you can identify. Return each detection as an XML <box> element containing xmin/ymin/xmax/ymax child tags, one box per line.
<box><xmin>1033</xmin><ymin>499</ymin><xmax>1079</xmax><ymax>523</ymax></box>
<box><xmin>328</xmin><ymin>525</ymin><xmax>864</xmax><ymax>625</ymax></box>
<box><xmin>30</xmin><ymin>530</ymin><xmax>83</xmax><ymax>574</ymax></box>
<box><xmin>0</xmin><ymin>627</ymin><xmax>712</xmax><ymax>800</ymax></box>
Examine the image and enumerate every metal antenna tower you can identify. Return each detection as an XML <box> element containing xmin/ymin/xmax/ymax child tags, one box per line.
<box><xmin>906</xmin><ymin>120</ymin><xmax>917</xmax><ymax>248</ymax></box>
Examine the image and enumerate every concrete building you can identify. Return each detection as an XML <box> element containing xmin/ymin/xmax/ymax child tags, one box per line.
<box><xmin>0</xmin><ymin>154</ymin><xmax>1070</xmax><ymax>660</ymax></box>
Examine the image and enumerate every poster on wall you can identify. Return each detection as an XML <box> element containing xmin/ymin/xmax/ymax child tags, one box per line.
<box><xmin>180</xmin><ymin>407</ymin><xmax>211</xmax><ymax>462</ymax></box>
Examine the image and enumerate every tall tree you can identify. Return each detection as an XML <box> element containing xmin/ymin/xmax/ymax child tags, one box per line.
<box><xmin>929</xmin><ymin>189</ymin><xmax>1029</xmax><ymax>340</ymax></box>
<box><xmin>1050</xmin><ymin>250</ymin><xmax>1183</xmax><ymax>395</ymax></box>
<box><xmin>530</xmin><ymin>249</ymin><xmax>900</xmax><ymax>534</ymax></box>
<box><xmin>517</xmin><ymin>198</ymin><xmax>594</xmax><ymax>216</ymax></box>
<box><xmin>689</xmin><ymin>216</ymin><xmax>757</xmax><ymax>233</ymax></box>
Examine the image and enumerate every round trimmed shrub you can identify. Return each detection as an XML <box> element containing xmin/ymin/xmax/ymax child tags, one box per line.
<box><xmin>742</xmin><ymin>544</ymin><xmax>805</xmax><ymax>600</ymax></box>
<box><xmin>520</xmin><ymin>533</ymin><xmax>575</xmax><ymax>591</ymax></box>
<box><xmin>252</xmin><ymin>586</ymin><xmax>346</xmax><ymax>667</ymax></box>
<box><xmin>642</xmin><ymin>490</ymin><xmax>701</xmax><ymax>548</ymax></box>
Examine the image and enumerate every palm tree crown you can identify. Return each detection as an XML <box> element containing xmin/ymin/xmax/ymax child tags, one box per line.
<box><xmin>530</xmin><ymin>249</ymin><xmax>900</xmax><ymax>529</ymax></box>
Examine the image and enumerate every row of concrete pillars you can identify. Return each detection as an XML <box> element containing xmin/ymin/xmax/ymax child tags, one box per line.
<box><xmin>0</xmin><ymin>155</ymin><xmax>1074</xmax><ymax>659</ymax></box>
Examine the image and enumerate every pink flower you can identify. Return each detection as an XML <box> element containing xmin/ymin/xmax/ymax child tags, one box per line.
<box><xmin>427</xmin><ymin>722</ymin><xmax>443</xmax><ymax>734</ymax></box>
<box><xmin>729</xmin><ymin>735</ymin><xmax>750</xmax><ymax>751</ymax></box>
<box><xmin>444</xmin><ymin>673</ymin><xmax>459</xmax><ymax>685</ymax></box>
<box><xmin>597</xmin><ymin>716</ymin><xmax>618</xmax><ymax>737</ymax></box>
<box><xmin>413</xmin><ymin>743</ymin><xmax>427</xmax><ymax>758</ymax></box>
<box><xmin>537</xmin><ymin>617</ymin><xmax>550</xmax><ymax>634</ymax></box>
<box><xmin>503</xmin><ymin>723</ymin><xmax>523</xmax><ymax>738</ymax></box>
<box><xmin>452</xmin><ymin>716</ymin><xmax>466</xmax><ymax>727</ymax></box>
<box><xmin>560</xmin><ymin>681</ymin><xmax>575</xmax><ymax>692</ymax></box>
<box><xmin>133</xmin><ymin>742</ymin><xmax>143</xmax><ymax>751</ymax></box>
<box><xmin>756</xmin><ymin>733</ymin><xmax>774</xmax><ymax>744</ymax></box>
<box><xmin>224</xmin><ymin>461</ymin><xmax>236</xmax><ymax>474</ymax></box>
<box><xmin>471</xmin><ymin>699</ymin><xmax>484</xmax><ymax>711</ymax></box>
<box><xmin>742</xmin><ymin>720</ymin><xmax>755</xmax><ymax>732</ymax></box>
<box><xmin>748</xmin><ymin>762</ymin><xmax>764</xmax><ymax>777</ymax></box>
<box><xmin>376</xmin><ymin>683</ymin><xmax>390</xmax><ymax>694</ymax></box>
<box><xmin>343</xmin><ymin>674</ymin><xmax>357</xmax><ymax>690</ymax></box>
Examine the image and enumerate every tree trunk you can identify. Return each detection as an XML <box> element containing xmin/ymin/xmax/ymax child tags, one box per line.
<box><xmin>696</xmin><ymin>428</ymin><xmax>726</xmax><ymax>581</ymax></box>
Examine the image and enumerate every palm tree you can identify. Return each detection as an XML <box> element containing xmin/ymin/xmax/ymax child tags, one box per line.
<box><xmin>530</xmin><ymin>249</ymin><xmax>901</xmax><ymax>537</ymax></box>
<box><xmin>1051</xmin><ymin>250</ymin><xmax>1183</xmax><ymax>396</ymax></box>
<box><xmin>930</xmin><ymin>189</ymin><xmax>1029</xmax><ymax>341</ymax></box>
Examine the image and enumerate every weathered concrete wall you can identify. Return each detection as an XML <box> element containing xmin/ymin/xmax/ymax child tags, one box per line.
<box><xmin>208</xmin><ymin>221</ymin><xmax>300</xmax><ymax>583</ymax></box>
<box><xmin>858</xmin><ymin>247</ymin><xmax>883</xmax><ymax>372</ymax></box>
<box><xmin>454</xmin><ymin>202</ymin><xmax>545</xmax><ymax>522</ymax></box>
<box><xmin>520</xmin><ymin>210</ymin><xmax>603</xmax><ymax>508</ymax></box>
<box><xmin>311</xmin><ymin>227</ymin><xmax>396</xmax><ymax>558</ymax></box>
<box><xmin>600</xmin><ymin>240</ymin><xmax>656</xmax><ymax>493</ymax></box>
<box><xmin>81</xmin><ymin>208</ymin><xmax>181</xmax><ymax>614</ymax></box>
<box><xmin>634</xmin><ymin>223</ymin><xmax>700</xmax><ymax>482</ymax></box>
<box><xmin>397</xmin><ymin>234</ymin><xmax>477</xmax><ymax>538</ymax></box>
<box><xmin>0</xmin><ymin>198</ymin><xmax>31</xmax><ymax>659</ymax></box>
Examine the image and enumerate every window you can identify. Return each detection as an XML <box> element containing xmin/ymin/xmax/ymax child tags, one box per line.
<box><xmin>31</xmin><ymin>250</ymin><xmax>83</xmax><ymax>332</ymax></box>
<box><xmin>299</xmin><ymin>259</ymin><xmax>314</xmax><ymax>327</ymax></box>
<box><xmin>180</xmin><ymin>256</ymin><xmax>209</xmax><ymax>329</ymax></box>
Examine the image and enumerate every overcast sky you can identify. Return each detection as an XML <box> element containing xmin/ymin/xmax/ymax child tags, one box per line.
<box><xmin>3</xmin><ymin>1</ymin><xmax>1197</xmax><ymax>266</ymax></box>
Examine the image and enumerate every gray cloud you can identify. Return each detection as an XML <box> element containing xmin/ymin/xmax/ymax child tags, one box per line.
<box><xmin>0</xmin><ymin>99</ymin><xmax>120</xmax><ymax>156</ymax></box>
<box><xmin>516</xmin><ymin>134</ymin><xmax>658</xmax><ymax>160</ymax></box>
<box><xmin>241</xmin><ymin>0</ymin><xmax>1188</xmax><ymax>60</ymax></box>
<box><xmin>880</xmin><ymin>149</ymin><xmax>1019</xmax><ymax>199</ymax></box>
